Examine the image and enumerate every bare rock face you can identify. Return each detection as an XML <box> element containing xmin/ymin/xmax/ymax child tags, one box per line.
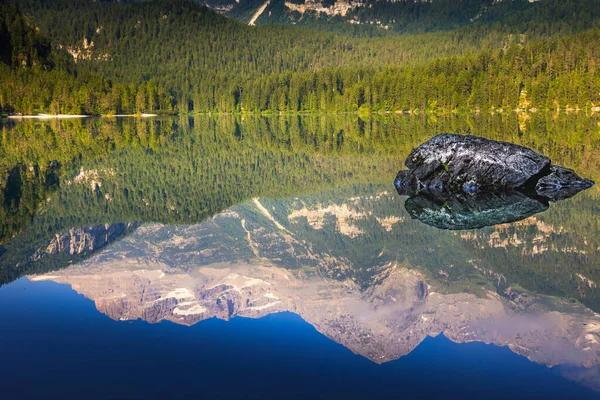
<box><xmin>31</xmin><ymin>222</ymin><xmax>138</xmax><ymax>261</ymax></box>
<box><xmin>395</xmin><ymin>134</ymin><xmax>593</xmax><ymax>197</ymax></box>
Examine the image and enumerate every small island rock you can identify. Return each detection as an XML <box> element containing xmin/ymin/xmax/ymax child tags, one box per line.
<box><xmin>395</xmin><ymin>133</ymin><xmax>593</xmax><ymax>199</ymax></box>
<box><xmin>402</xmin><ymin>134</ymin><xmax>551</xmax><ymax>192</ymax></box>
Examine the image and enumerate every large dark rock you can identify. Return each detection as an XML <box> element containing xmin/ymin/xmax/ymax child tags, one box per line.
<box><xmin>395</xmin><ymin>134</ymin><xmax>594</xmax><ymax>200</ymax></box>
<box><xmin>402</xmin><ymin>134</ymin><xmax>551</xmax><ymax>192</ymax></box>
<box><xmin>535</xmin><ymin>166</ymin><xmax>595</xmax><ymax>201</ymax></box>
<box><xmin>404</xmin><ymin>191</ymin><xmax>548</xmax><ymax>230</ymax></box>
<box><xmin>394</xmin><ymin>134</ymin><xmax>595</xmax><ymax>230</ymax></box>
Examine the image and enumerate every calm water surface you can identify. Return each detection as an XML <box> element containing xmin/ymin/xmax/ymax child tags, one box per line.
<box><xmin>1</xmin><ymin>114</ymin><xmax>600</xmax><ymax>399</ymax></box>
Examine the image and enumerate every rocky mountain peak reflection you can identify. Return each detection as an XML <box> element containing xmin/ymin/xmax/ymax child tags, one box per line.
<box><xmin>31</xmin><ymin>250</ymin><xmax>600</xmax><ymax>368</ymax></box>
<box><xmin>27</xmin><ymin>191</ymin><xmax>600</xmax><ymax>386</ymax></box>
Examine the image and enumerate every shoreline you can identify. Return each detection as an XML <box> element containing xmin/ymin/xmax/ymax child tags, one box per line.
<box><xmin>7</xmin><ymin>113</ymin><xmax>160</xmax><ymax>119</ymax></box>
<box><xmin>8</xmin><ymin>114</ymin><xmax>91</xmax><ymax>119</ymax></box>
<box><xmin>105</xmin><ymin>113</ymin><xmax>158</xmax><ymax>117</ymax></box>
<box><xmin>3</xmin><ymin>108</ymin><xmax>600</xmax><ymax>119</ymax></box>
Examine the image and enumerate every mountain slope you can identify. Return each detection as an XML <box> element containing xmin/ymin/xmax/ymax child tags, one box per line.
<box><xmin>5</xmin><ymin>0</ymin><xmax>600</xmax><ymax>113</ymax></box>
<box><xmin>0</xmin><ymin>1</ymin><xmax>174</xmax><ymax>115</ymax></box>
<box><xmin>217</xmin><ymin>0</ymin><xmax>600</xmax><ymax>36</ymax></box>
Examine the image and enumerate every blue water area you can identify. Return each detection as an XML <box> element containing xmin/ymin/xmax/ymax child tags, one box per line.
<box><xmin>0</xmin><ymin>278</ymin><xmax>597</xmax><ymax>400</ymax></box>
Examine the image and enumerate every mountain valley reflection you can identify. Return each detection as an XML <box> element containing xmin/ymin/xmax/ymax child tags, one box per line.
<box><xmin>2</xmin><ymin>114</ymin><xmax>600</xmax><ymax>395</ymax></box>
<box><xmin>26</xmin><ymin>188</ymin><xmax>600</xmax><ymax>382</ymax></box>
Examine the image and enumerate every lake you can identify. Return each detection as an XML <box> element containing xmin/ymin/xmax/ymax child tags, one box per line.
<box><xmin>1</xmin><ymin>113</ymin><xmax>600</xmax><ymax>399</ymax></box>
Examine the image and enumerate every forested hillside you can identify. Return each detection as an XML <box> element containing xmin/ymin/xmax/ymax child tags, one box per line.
<box><xmin>0</xmin><ymin>1</ymin><xmax>171</xmax><ymax>115</ymax></box>
<box><xmin>237</xmin><ymin>30</ymin><xmax>600</xmax><ymax>112</ymax></box>
<box><xmin>2</xmin><ymin>0</ymin><xmax>600</xmax><ymax>114</ymax></box>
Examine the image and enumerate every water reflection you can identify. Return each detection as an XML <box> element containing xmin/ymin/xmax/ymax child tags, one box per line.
<box><xmin>400</xmin><ymin>191</ymin><xmax>549</xmax><ymax>230</ymax></box>
<box><xmin>26</xmin><ymin>189</ymin><xmax>600</xmax><ymax>387</ymax></box>
<box><xmin>1</xmin><ymin>114</ymin><xmax>600</xmax><ymax>394</ymax></box>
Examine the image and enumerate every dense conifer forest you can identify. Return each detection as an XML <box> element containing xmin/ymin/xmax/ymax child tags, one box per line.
<box><xmin>1</xmin><ymin>0</ymin><xmax>600</xmax><ymax>114</ymax></box>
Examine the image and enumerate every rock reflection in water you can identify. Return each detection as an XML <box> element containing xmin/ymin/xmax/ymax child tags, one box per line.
<box><xmin>393</xmin><ymin>133</ymin><xmax>594</xmax><ymax>230</ymax></box>
<box><xmin>401</xmin><ymin>191</ymin><xmax>549</xmax><ymax>230</ymax></box>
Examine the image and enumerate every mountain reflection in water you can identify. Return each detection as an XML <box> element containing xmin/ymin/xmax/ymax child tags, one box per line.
<box><xmin>2</xmin><ymin>114</ymin><xmax>600</xmax><ymax>397</ymax></box>
<box><xmin>25</xmin><ymin>188</ymin><xmax>600</xmax><ymax>390</ymax></box>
